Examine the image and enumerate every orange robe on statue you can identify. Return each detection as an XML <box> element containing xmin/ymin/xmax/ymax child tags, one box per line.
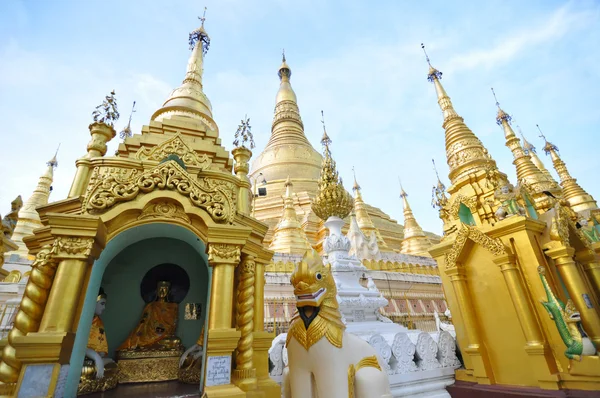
<box><xmin>88</xmin><ymin>315</ymin><xmax>108</xmax><ymax>356</ymax></box>
<box><xmin>118</xmin><ymin>301</ymin><xmax>178</xmax><ymax>350</ymax></box>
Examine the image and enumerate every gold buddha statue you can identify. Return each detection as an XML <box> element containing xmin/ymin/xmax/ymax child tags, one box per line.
<box><xmin>116</xmin><ymin>280</ymin><xmax>184</xmax><ymax>383</ymax></box>
<box><xmin>118</xmin><ymin>280</ymin><xmax>181</xmax><ymax>351</ymax></box>
<box><xmin>178</xmin><ymin>325</ymin><xmax>205</xmax><ymax>384</ymax></box>
<box><xmin>78</xmin><ymin>288</ymin><xmax>118</xmax><ymax>395</ymax></box>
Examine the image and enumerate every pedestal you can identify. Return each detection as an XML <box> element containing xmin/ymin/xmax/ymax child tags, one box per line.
<box><xmin>116</xmin><ymin>348</ymin><xmax>183</xmax><ymax>383</ymax></box>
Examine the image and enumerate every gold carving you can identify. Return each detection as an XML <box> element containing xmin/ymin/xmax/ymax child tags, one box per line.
<box><xmin>117</xmin><ymin>352</ymin><xmax>182</xmax><ymax>383</ymax></box>
<box><xmin>235</xmin><ymin>256</ymin><xmax>255</xmax><ymax>379</ymax></box>
<box><xmin>0</xmin><ymin>242</ymin><xmax>59</xmax><ymax>383</ymax></box>
<box><xmin>138</xmin><ymin>201</ymin><xmax>191</xmax><ymax>223</ymax></box>
<box><xmin>208</xmin><ymin>244</ymin><xmax>241</xmax><ymax>264</ymax></box>
<box><xmin>135</xmin><ymin>133</ymin><xmax>212</xmax><ymax>170</ymax></box>
<box><xmin>445</xmin><ymin>226</ymin><xmax>507</xmax><ymax>270</ymax></box>
<box><xmin>85</xmin><ymin>161</ymin><xmax>235</xmax><ymax>223</ymax></box>
<box><xmin>77</xmin><ymin>361</ymin><xmax>118</xmax><ymax>395</ymax></box>
<box><xmin>447</xmin><ymin>194</ymin><xmax>478</xmax><ymax>218</ymax></box>
<box><xmin>55</xmin><ymin>236</ymin><xmax>94</xmax><ymax>257</ymax></box>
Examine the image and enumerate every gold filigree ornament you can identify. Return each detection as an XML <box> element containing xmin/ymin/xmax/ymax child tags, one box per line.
<box><xmin>207</xmin><ymin>243</ymin><xmax>241</xmax><ymax>264</ymax></box>
<box><xmin>135</xmin><ymin>133</ymin><xmax>212</xmax><ymax>170</ymax></box>
<box><xmin>445</xmin><ymin>226</ymin><xmax>507</xmax><ymax>270</ymax></box>
<box><xmin>138</xmin><ymin>201</ymin><xmax>191</xmax><ymax>223</ymax></box>
<box><xmin>84</xmin><ymin>161</ymin><xmax>235</xmax><ymax>223</ymax></box>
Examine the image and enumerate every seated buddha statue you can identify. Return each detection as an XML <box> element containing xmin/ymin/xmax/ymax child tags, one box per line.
<box><xmin>118</xmin><ymin>280</ymin><xmax>181</xmax><ymax>351</ymax></box>
<box><xmin>78</xmin><ymin>288</ymin><xmax>118</xmax><ymax>395</ymax></box>
<box><xmin>178</xmin><ymin>326</ymin><xmax>205</xmax><ymax>384</ymax></box>
<box><xmin>116</xmin><ymin>280</ymin><xmax>183</xmax><ymax>383</ymax></box>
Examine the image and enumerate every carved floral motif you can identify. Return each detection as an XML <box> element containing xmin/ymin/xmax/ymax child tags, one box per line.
<box><xmin>134</xmin><ymin>134</ymin><xmax>212</xmax><ymax>170</ymax></box>
<box><xmin>137</xmin><ymin>201</ymin><xmax>191</xmax><ymax>223</ymax></box>
<box><xmin>415</xmin><ymin>332</ymin><xmax>441</xmax><ymax>371</ymax></box>
<box><xmin>447</xmin><ymin>195</ymin><xmax>478</xmax><ymax>219</ymax></box>
<box><xmin>207</xmin><ymin>244</ymin><xmax>241</xmax><ymax>264</ymax></box>
<box><xmin>85</xmin><ymin>161</ymin><xmax>235</xmax><ymax>224</ymax></box>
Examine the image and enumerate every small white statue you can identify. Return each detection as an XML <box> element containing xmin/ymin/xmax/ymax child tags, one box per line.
<box><xmin>434</xmin><ymin>310</ymin><xmax>455</xmax><ymax>333</ymax></box>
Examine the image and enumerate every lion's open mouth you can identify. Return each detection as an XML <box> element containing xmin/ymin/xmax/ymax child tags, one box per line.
<box><xmin>296</xmin><ymin>288</ymin><xmax>326</xmax><ymax>303</ymax></box>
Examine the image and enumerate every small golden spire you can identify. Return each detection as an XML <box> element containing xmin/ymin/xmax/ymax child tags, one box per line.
<box><xmin>398</xmin><ymin>181</ymin><xmax>431</xmax><ymax>256</ymax></box>
<box><xmin>518</xmin><ymin>126</ymin><xmax>556</xmax><ymax>182</ymax></box>
<box><xmin>538</xmin><ymin>125</ymin><xmax>597</xmax><ymax>214</ymax></box>
<box><xmin>311</xmin><ymin>112</ymin><xmax>353</xmax><ymax>221</ymax></box>
<box><xmin>422</xmin><ymin>44</ymin><xmax>498</xmax><ymax>184</ymax></box>
<box><xmin>492</xmin><ymin>88</ymin><xmax>561</xmax><ymax>211</ymax></box>
<box><xmin>270</xmin><ymin>175</ymin><xmax>312</xmax><ymax>254</ymax></box>
<box><xmin>9</xmin><ymin>150</ymin><xmax>59</xmax><ymax>258</ymax></box>
<box><xmin>352</xmin><ymin>166</ymin><xmax>361</xmax><ymax>193</ymax></box>
<box><xmin>351</xmin><ymin>168</ymin><xmax>388</xmax><ymax>249</ymax></box>
<box><xmin>151</xmin><ymin>12</ymin><xmax>214</xmax><ymax>125</ymax></box>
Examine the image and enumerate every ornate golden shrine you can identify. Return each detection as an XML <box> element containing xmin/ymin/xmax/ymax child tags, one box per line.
<box><xmin>0</xmin><ymin>16</ymin><xmax>279</xmax><ymax>398</ymax></box>
<box><xmin>424</xmin><ymin>46</ymin><xmax>600</xmax><ymax>394</ymax></box>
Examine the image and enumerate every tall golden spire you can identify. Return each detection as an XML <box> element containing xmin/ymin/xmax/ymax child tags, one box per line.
<box><xmin>151</xmin><ymin>9</ymin><xmax>215</xmax><ymax>128</ymax></box>
<box><xmin>311</xmin><ymin>111</ymin><xmax>353</xmax><ymax>221</ymax></box>
<box><xmin>10</xmin><ymin>148</ymin><xmax>59</xmax><ymax>258</ymax></box>
<box><xmin>352</xmin><ymin>168</ymin><xmax>389</xmax><ymax>249</ymax></box>
<box><xmin>492</xmin><ymin>88</ymin><xmax>561</xmax><ymax>211</ymax></box>
<box><xmin>269</xmin><ymin>176</ymin><xmax>312</xmax><ymax>254</ymax></box>
<box><xmin>518</xmin><ymin>127</ymin><xmax>557</xmax><ymax>183</ymax></box>
<box><xmin>422</xmin><ymin>44</ymin><xmax>498</xmax><ymax>184</ymax></box>
<box><xmin>399</xmin><ymin>179</ymin><xmax>431</xmax><ymax>256</ymax></box>
<box><xmin>267</xmin><ymin>51</ymin><xmax>310</xmax><ymax>147</ymax></box>
<box><xmin>539</xmin><ymin>125</ymin><xmax>598</xmax><ymax>215</ymax></box>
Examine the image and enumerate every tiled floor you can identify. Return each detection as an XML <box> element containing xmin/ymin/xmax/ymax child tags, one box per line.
<box><xmin>85</xmin><ymin>381</ymin><xmax>201</xmax><ymax>397</ymax></box>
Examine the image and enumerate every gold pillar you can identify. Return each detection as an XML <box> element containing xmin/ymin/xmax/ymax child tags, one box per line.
<box><xmin>446</xmin><ymin>267</ymin><xmax>494</xmax><ymax>384</ymax></box>
<box><xmin>492</xmin><ymin>254</ymin><xmax>560</xmax><ymax>389</ymax></box>
<box><xmin>38</xmin><ymin>257</ymin><xmax>90</xmax><ymax>333</ymax></box>
<box><xmin>545</xmin><ymin>245</ymin><xmax>600</xmax><ymax>346</ymax></box>
<box><xmin>493</xmin><ymin>254</ymin><xmax>544</xmax><ymax>346</ymax></box>
<box><xmin>232</xmin><ymin>147</ymin><xmax>252</xmax><ymax>216</ymax></box>
<box><xmin>576</xmin><ymin>249</ymin><xmax>600</xmax><ymax>300</ymax></box>
<box><xmin>233</xmin><ymin>255</ymin><xmax>257</xmax><ymax>391</ymax></box>
<box><xmin>205</xmin><ymin>242</ymin><xmax>245</xmax><ymax>398</ymax></box>
<box><xmin>68</xmin><ymin>122</ymin><xmax>115</xmax><ymax>198</ymax></box>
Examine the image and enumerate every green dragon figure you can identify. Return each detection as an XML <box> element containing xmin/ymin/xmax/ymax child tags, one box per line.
<box><xmin>538</xmin><ymin>266</ymin><xmax>597</xmax><ymax>360</ymax></box>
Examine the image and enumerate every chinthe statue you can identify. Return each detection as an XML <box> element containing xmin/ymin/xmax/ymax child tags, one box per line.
<box><xmin>78</xmin><ymin>288</ymin><xmax>118</xmax><ymax>395</ymax></box>
<box><xmin>283</xmin><ymin>250</ymin><xmax>392</xmax><ymax>398</ymax></box>
<box><xmin>178</xmin><ymin>325</ymin><xmax>205</xmax><ymax>384</ymax></box>
<box><xmin>116</xmin><ymin>280</ymin><xmax>184</xmax><ymax>383</ymax></box>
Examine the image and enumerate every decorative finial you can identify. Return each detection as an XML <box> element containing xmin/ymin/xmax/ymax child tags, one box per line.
<box><xmin>233</xmin><ymin>114</ymin><xmax>255</xmax><ymax>149</ymax></box>
<box><xmin>399</xmin><ymin>177</ymin><xmax>407</xmax><ymax>198</ymax></box>
<box><xmin>422</xmin><ymin>43</ymin><xmax>442</xmax><ymax>82</ymax></box>
<box><xmin>282</xmin><ymin>48</ymin><xmax>286</xmax><ymax>62</ymax></box>
<box><xmin>92</xmin><ymin>90</ymin><xmax>120</xmax><ymax>127</ymax></box>
<box><xmin>320</xmin><ymin>110</ymin><xmax>331</xmax><ymax>147</ymax></box>
<box><xmin>189</xmin><ymin>9</ymin><xmax>210</xmax><ymax>54</ymax></box>
<box><xmin>119</xmin><ymin>101</ymin><xmax>136</xmax><ymax>140</ymax></box>
<box><xmin>431</xmin><ymin>159</ymin><xmax>448</xmax><ymax>209</ymax></box>
<box><xmin>199</xmin><ymin>6</ymin><xmax>207</xmax><ymax>27</ymax></box>
<box><xmin>47</xmin><ymin>144</ymin><xmax>60</xmax><ymax>168</ymax></box>
<box><xmin>421</xmin><ymin>43</ymin><xmax>431</xmax><ymax>66</ymax></box>
<box><xmin>352</xmin><ymin>166</ymin><xmax>361</xmax><ymax>192</ymax></box>
<box><xmin>518</xmin><ymin>126</ymin><xmax>535</xmax><ymax>153</ymax></box>
<box><xmin>492</xmin><ymin>87</ymin><xmax>511</xmax><ymax>125</ymax></box>
<box><xmin>537</xmin><ymin>124</ymin><xmax>558</xmax><ymax>155</ymax></box>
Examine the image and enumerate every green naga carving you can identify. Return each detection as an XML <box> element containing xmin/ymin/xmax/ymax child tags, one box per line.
<box><xmin>537</xmin><ymin>266</ymin><xmax>597</xmax><ymax>360</ymax></box>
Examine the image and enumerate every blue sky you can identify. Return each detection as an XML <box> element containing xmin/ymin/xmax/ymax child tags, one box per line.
<box><xmin>1</xmin><ymin>0</ymin><xmax>599</xmax><ymax>235</ymax></box>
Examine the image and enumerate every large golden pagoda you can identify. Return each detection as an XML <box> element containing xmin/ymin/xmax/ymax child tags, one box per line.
<box><xmin>250</xmin><ymin>56</ymin><xmax>440</xmax><ymax>251</ymax></box>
